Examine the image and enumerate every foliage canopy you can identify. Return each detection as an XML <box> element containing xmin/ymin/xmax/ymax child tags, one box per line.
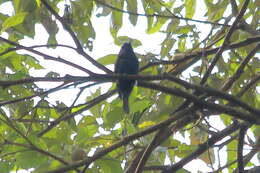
<box><xmin>0</xmin><ymin>0</ymin><xmax>259</xmax><ymax>173</ymax></box>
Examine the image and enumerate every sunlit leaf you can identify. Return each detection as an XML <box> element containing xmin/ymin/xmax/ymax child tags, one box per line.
<box><xmin>138</xmin><ymin>120</ymin><xmax>155</xmax><ymax>128</ymax></box>
<box><xmin>2</xmin><ymin>12</ymin><xmax>28</xmax><ymax>32</ymax></box>
<box><xmin>97</xmin><ymin>54</ymin><xmax>117</xmax><ymax>66</ymax></box>
<box><xmin>185</xmin><ymin>0</ymin><xmax>196</xmax><ymax>18</ymax></box>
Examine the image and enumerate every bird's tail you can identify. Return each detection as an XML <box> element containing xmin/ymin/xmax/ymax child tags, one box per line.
<box><xmin>123</xmin><ymin>95</ymin><xmax>130</xmax><ymax>114</ymax></box>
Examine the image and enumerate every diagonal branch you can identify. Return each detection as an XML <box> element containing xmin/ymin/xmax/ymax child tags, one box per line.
<box><xmin>139</xmin><ymin>35</ymin><xmax>260</xmax><ymax>71</ymax></box>
<box><xmin>46</xmin><ymin>108</ymin><xmax>193</xmax><ymax>173</ymax></box>
<box><xmin>41</xmin><ymin>0</ymin><xmax>112</xmax><ymax>74</ymax></box>
<box><xmin>200</xmin><ymin>0</ymin><xmax>250</xmax><ymax>85</ymax></box>
<box><xmin>132</xmin><ymin>109</ymin><xmax>199</xmax><ymax>173</ymax></box>
<box><xmin>221</xmin><ymin>43</ymin><xmax>260</xmax><ymax>91</ymax></box>
<box><xmin>162</xmin><ymin>122</ymin><xmax>245</xmax><ymax>173</ymax></box>
<box><xmin>138</xmin><ymin>81</ymin><xmax>259</xmax><ymax>123</ymax></box>
<box><xmin>37</xmin><ymin>89</ymin><xmax>116</xmax><ymax>137</ymax></box>
<box><xmin>0</xmin><ymin>36</ymin><xmax>94</xmax><ymax>75</ymax></box>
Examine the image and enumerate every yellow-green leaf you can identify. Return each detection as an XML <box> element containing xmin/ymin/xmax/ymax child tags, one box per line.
<box><xmin>97</xmin><ymin>54</ymin><xmax>117</xmax><ymax>66</ymax></box>
<box><xmin>138</xmin><ymin>121</ymin><xmax>155</xmax><ymax>128</ymax></box>
<box><xmin>2</xmin><ymin>12</ymin><xmax>28</xmax><ymax>32</ymax></box>
<box><xmin>185</xmin><ymin>0</ymin><xmax>196</xmax><ymax>18</ymax></box>
<box><xmin>35</xmin><ymin>0</ymin><xmax>41</xmax><ymax>7</ymax></box>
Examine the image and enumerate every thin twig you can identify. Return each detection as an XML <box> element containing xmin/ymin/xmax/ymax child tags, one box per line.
<box><xmin>200</xmin><ymin>0</ymin><xmax>250</xmax><ymax>85</ymax></box>
<box><xmin>94</xmin><ymin>0</ymin><xmax>230</xmax><ymax>27</ymax></box>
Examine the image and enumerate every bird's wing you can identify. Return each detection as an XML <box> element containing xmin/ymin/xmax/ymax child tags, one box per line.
<box><xmin>114</xmin><ymin>57</ymin><xmax>121</xmax><ymax>73</ymax></box>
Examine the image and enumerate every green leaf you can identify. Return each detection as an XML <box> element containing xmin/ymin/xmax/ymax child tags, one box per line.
<box><xmin>10</xmin><ymin>55</ymin><xmax>23</xmax><ymax>71</ymax></box>
<box><xmin>24</xmin><ymin>54</ymin><xmax>43</xmax><ymax>69</ymax></box>
<box><xmin>115</xmin><ymin>36</ymin><xmax>142</xmax><ymax>47</ymax></box>
<box><xmin>176</xmin><ymin>168</ymin><xmax>192</xmax><ymax>173</ymax></box>
<box><xmin>104</xmin><ymin>107</ymin><xmax>124</xmax><ymax>129</ymax></box>
<box><xmin>16</xmin><ymin>150</ymin><xmax>47</xmax><ymax>169</ymax></box>
<box><xmin>110</xmin><ymin>1</ymin><xmax>123</xmax><ymax>39</ymax></box>
<box><xmin>174</xmin><ymin>26</ymin><xmax>192</xmax><ymax>34</ymax></box>
<box><xmin>147</xmin><ymin>17</ymin><xmax>167</xmax><ymax>34</ymax></box>
<box><xmin>166</xmin><ymin>19</ymin><xmax>180</xmax><ymax>33</ymax></box>
<box><xmin>97</xmin><ymin>54</ymin><xmax>117</xmax><ymax>66</ymax></box>
<box><xmin>96</xmin><ymin>157</ymin><xmax>123</xmax><ymax>173</ymax></box>
<box><xmin>35</xmin><ymin>0</ymin><xmax>41</xmax><ymax>7</ymax></box>
<box><xmin>0</xmin><ymin>161</ymin><xmax>12</xmax><ymax>172</ymax></box>
<box><xmin>160</xmin><ymin>38</ymin><xmax>175</xmax><ymax>57</ymax></box>
<box><xmin>126</xmin><ymin>0</ymin><xmax>138</xmax><ymax>25</ymax></box>
<box><xmin>76</xmin><ymin>116</ymin><xmax>98</xmax><ymax>141</ymax></box>
<box><xmin>2</xmin><ymin>12</ymin><xmax>28</xmax><ymax>32</ymax></box>
<box><xmin>185</xmin><ymin>0</ymin><xmax>196</xmax><ymax>18</ymax></box>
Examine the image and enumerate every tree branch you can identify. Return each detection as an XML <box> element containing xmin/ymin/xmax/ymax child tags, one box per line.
<box><xmin>140</xmin><ymin>35</ymin><xmax>260</xmax><ymax>71</ymax></box>
<box><xmin>162</xmin><ymin>121</ymin><xmax>244</xmax><ymax>173</ymax></box>
<box><xmin>46</xmin><ymin>108</ymin><xmax>193</xmax><ymax>173</ymax></box>
<box><xmin>37</xmin><ymin>89</ymin><xmax>116</xmax><ymax>137</ymax></box>
<box><xmin>200</xmin><ymin>0</ymin><xmax>250</xmax><ymax>85</ymax></box>
<box><xmin>41</xmin><ymin>0</ymin><xmax>112</xmax><ymax>74</ymax></box>
<box><xmin>221</xmin><ymin>43</ymin><xmax>260</xmax><ymax>91</ymax></box>
<box><xmin>138</xmin><ymin>81</ymin><xmax>260</xmax><ymax>123</ymax></box>
<box><xmin>0</xmin><ymin>36</ymin><xmax>94</xmax><ymax>75</ymax></box>
<box><xmin>237</xmin><ymin>124</ymin><xmax>249</xmax><ymax>173</ymax></box>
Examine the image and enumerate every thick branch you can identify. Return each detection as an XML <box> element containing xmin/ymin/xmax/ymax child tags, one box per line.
<box><xmin>46</xmin><ymin>108</ymin><xmax>193</xmax><ymax>173</ymax></box>
<box><xmin>1</xmin><ymin>74</ymin><xmax>259</xmax><ymax>117</ymax></box>
<box><xmin>237</xmin><ymin>124</ymin><xmax>249</xmax><ymax>173</ymax></box>
<box><xmin>140</xmin><ymin>35</ymin><xmax>260</xmax><ymax>71</ymax></box>
<box><xmin>162</xmin><ymin>122</ymin><xmax>244</xmax><ymax>173</ymax></box>
<box><xmin>138</xmin><ymin>81</ymin><xmax>260</xmax><ymax>123</ymax></box>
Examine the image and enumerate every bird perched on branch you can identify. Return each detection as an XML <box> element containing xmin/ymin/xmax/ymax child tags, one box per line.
<box><xmin>115</xmin><ymin>42</ymin><xmax>139</xmax><ymax>113</ymax></box>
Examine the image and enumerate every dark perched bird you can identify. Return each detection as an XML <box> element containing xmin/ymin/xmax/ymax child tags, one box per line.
<box><xmin>115</xmin><ymin>43</ymin><xmax>139</xmax><ymax>113</ymax></box>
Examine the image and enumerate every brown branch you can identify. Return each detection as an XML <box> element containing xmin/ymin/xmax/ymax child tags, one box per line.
<box><xmin>134</xmin><ymin>127</ymin><xmax>171</xmax><ymax>173</ymax></box>
<box><xmin>221</xmin><ymin>43</ymin><xmax>260</xmax><ymax>91</ymax></box>
<box><xmin>164</xmin><ymin>75</ymin><xmax>260</xmax><ymax>116</ymax></box>
<box><xmin>37</xmin><ymin>89</ymin><xmax>116</xmax><ymax>137</ymax></box>
<box><xmin>0</xmin><ymin>117</ymin><xmax>78</xmax><ymax>170</ymax></box>
<box><xmin>138</xmin><ymin>81</ymin><xmax>259</xmax><ymax>123</ymax></box>
<box><xmin>1</xmin><ymin>73</ymin><xmax>259</xmax><ymax>116</ymax></box>
<box><xmin>162</xmin><ymin>121</ymin><xmax>244</xmax><ymax>173</ymax></box>
<box><xmin>215</xmin><ymin>135</ymin><xmax>260</xmax><ymax>173</ymax></box>
<box><xmin>41</xmin><ymin>0</ymin><xmax>112</xmax><ymax>74</ymax></box>
<box><xmin>139</xmin><ymin>35</ymin><xmax>260</xmax><ymax>71</ymax></box>
<box><xmin>0</xmin><ymin>36</ymin><xmax>94</xmax><ymax>75</ymax></box>
<box><xmin>200</xmin><ymin>0</ymin><xmax>250</xmax><ymax>85</ymax></box>
<box><xmin>237</xmin><ymin>124</ymin><xmax>249</xmax><ymax>173</ymax></box>
<box><xmin>230</xmin><ymin>0</ymin><xmax>260</xmax><ymax>35</ymax></box>
<box><xmin>4</xmin><ymin>140</ymin><xmax>70</xmax><ymax>166</ymax></box>
<box><xmin>46</xmin><ymin>108</ymin><xmax>193</xmax><ymax>173</ymax></box>
<box><xmin>0</xmin><ymin>44</ymin><xmax>77</xmax><ymax>57</ymax></box>
<box><xmin>132</xmin><ymin>109</ymin><xmax>199</xmax><ymax>173</ymax></box>
<box><xmin>40</xmin><ymin>0</ymin><xmax>80</xmax><ymax>49</ymax></box>
<box><xmin>0</xmin><ymin>82</ymin><xmax>67</xmax><ymax>107</ymax></box>
<box><xmin>236</xmin><ymin>73</ymin><xmax>260</xmax><ymax>97</ymax></box>
<box><xmin>0</xmin><ymin>75</ymin><xmax>85</xmax><ymax>88</ymax></box>
<box><xmin>143</xmin><ymin>165</ymin><xmax>170</xmax><ymax>171</ymax></box>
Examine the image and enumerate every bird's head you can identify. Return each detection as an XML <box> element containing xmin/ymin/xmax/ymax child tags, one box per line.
<box><xmin>119</xmin><ymin>42</ymin><xmax>134</xmax><ymax>56</ymax></box>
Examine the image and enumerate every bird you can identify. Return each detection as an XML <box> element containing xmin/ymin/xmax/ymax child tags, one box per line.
<box><xmin>115</xmin><ymin>42</ymin><xmax>139</xmax><ymax>113</ymax></box>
